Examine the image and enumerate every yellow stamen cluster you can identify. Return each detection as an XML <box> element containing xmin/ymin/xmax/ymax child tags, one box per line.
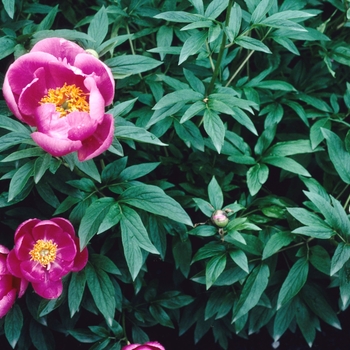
<box><xmin>29</xmin><ymin>239</ymin><xmax>58</xmax><ymax>267</ymax></box>
<box><xmin>39</xmin><ymin>83</ymin><xmax>89</xmax><ymax>117</ymax></box>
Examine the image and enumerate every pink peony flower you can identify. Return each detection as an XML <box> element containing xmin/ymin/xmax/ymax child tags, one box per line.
<box><xmin>122</xmin><ymin>341</ymin><xmax>165</xmax><ymax>350</ymax></box>
<box><xmin>3</xmin><ymin>37</ymin><xmax>115</xmax><ymax>161</ymax></box>
<box><xmin>7</xmin><ymin>218</ymin><xmax>88</xmax><ymax>299</ymax></box>
<box><xmin>0</xmin><ymin>245</ymin><xmax>28</xmax><ymax>318</ymax></box>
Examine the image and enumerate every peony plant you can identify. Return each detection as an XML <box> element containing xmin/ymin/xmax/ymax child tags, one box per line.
<box><xmin>122</xmin><ymin>341</ymin><xmax>165</xmax><ymax>350</ymax></box>
<box><xmin>0</xmin><ymin>246</ymin><xmax>28</xmax><ymax>318</ymax></box>
<box><xmin>6</xmin><ymin>218</ymin><xmax>88</xmax><ymax>299</ymax></box>
<box><xmin>3</xmin><ymin>37</ymin><xmax>115</xmax><ymax>161</ymax></box>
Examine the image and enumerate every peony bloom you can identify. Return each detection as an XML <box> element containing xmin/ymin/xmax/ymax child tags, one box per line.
<box><xmin>7</xmin><ymin>218</ymin><xmax>88</xmax><ymax>299</ymax></box>
<box><xmin>3</xmin><ymin>37</ymin><xmax>115</xmax><ymax>161</ymax></box>
<box><xmin>122</xmin><ymin>341</ymin><xmax>165</xmax><ymax>350</ymax></box>
<box><xmin>0</xmin><ymin>245</ymin><xmax>28</xmax><ymax>318</ymax></box>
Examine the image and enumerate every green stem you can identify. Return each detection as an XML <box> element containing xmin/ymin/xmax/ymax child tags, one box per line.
<box><xmin>206</xmin><ymin>0</ymin><xmax>234</xmax><ymax>96</ymax></box>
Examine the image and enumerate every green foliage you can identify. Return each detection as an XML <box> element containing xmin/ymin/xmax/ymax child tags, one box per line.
<box><xmin>2</xmin><ymin>0</ymin><xmax>350</xmax><ymax>349</ymax></box>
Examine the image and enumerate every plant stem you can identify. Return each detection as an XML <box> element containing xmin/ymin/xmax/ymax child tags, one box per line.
<box><xmin>206</xmin><ymin>0</ymin><xmax>234</xmax><ymax>96</ymax></box>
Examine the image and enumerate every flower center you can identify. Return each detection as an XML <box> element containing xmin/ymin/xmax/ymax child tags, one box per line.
<box><xmin>39</xmin><ymin>83</ymin><xmax>89</xmax><ymax>117</ymax></box>
<box><xmin>29</xmin><ymin>239</ymin><xmax>58</xmax><ymax>267</ymax></box>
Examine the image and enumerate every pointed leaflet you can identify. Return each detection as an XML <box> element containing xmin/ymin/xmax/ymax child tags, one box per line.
<box><xmin>208</xmin><ymin>176</ymin><xmax>223</xmax><ymax>209</ymax></box>
<box><xmin>203</xmin><ymin>108</ymin><xmax>225</xmax><ymax>153</ymax></box>
<box><xmin>277</xmin><ymin>258</ymin><xmax>309</xmax><ymax>309</ymax></box>
<box><xmin>5</xmin><ymin>304</ymin><xmax>23</xmax><ymax>348</ymax></box>
<box><xmin>85</xmin><ymin>263</ymin><xmax>115</xmax><ymax>327</ymax></box>
<box><xmin>322</xmin><ymin>128</ymin><xmax>350</xmax><ymax>184</ymax></box>
<box><xmin>120</xmin><ymin>205</ymin><xmax>158</xmax><ymax>279</ymax></box>
<box><xmin>330</xmin><ymin>242</ymin><xmax>350</xmax><ymax>276</ymax></box>
<box><xmin>263</xmin><ymin>156</ymin><xmax>311</xmax><ymax>177</ymax></box>
<box><xmin>119</xmin><ymin>184</ymin><xmax>192</xmax><ymax>226</ymax></box>
<box><xmin>232</xmin><ymin>264</ymin><xmax>270</xmax><ymax>322</ymax></box>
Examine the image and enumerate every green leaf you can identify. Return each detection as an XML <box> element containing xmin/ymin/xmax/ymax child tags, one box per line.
<box><xmin>120</xmin><ymin>205</ymin><xmax>159</xmax><ymax>279</ymax></box>
<box><xmin>251</xmin><ymin>0</ymin><xmax>274</xmax><ymax>23</ymax></box>
<box><xmin>149</xmin><ymin>304</ymin><xmax>174</xmax><ymax>328</ymax></box>
<box><xmin>0</xmin><ymin>132</ymin><xmax>34</xmax><ymax>153</ymax></box>
<box><xmin>183</xmin><ymin>69</ymin><xmax>205</xmax><ymax>95</ymax></box>
<box><xmin>34</xmin><ymin>153</ymin><xmax>52</xmax><ymax>184</ymax></box>
<box><xmin>205</xmin><ymin>0</ymin><xmax>228</xmax><ymax>19</ymax></box>
<box><xmin>180</xmin><ymin>101</ymin><xmax>206</xmax><ymax>123</ymax></box>
<box><xmin>301</xmin><ymin>283</ymin><xmax>341</xmax><ymax>329</ymax></box>
<box><xmin>229</xmin><ymin>249</ymin><xmax>249</xmax><ymax>272</ymax></box>
<box><xmin>295</xmin><ymin>298</ymin><xmax>316</xmax><ymax>347</ymax></box>
<box><xmin>227</xmin><ymin>3</ymin><xmax>242</xmax><ymax>41</ymax></box>
<box><xmin>153</xmin><ymin>89</ymin><xmax>203</xmax><ymax>110</ymax></box>
<box><xmin>208</xmin><ymin>176</ymin><xmax>223</xmax><ymax>209</ymax></box>
<box><xmin>262</xmin><ymin>231</ymin><xmax>294</xmax><ymax>260</ymax></box>
<box><xmin>206</xmin><ymin>254</ymin><xmax>227</xmax><ymax>289</ymax></box>
<box><xmin>232</xmin><ymin>264</ymin><xmax>270</xmax><ymax>321</ymax></box>
<box><xmin>322</xmin><ymin>128</ymin><xmax>350</xmax><ymax>184</ymax></box>
<box><xmin>88</xmin><ymin>6</ymin><xmax>108</xmax><ymax>48</ymax></box>
<box><xmin>119</xmin><ymin>184</ymin><xmax>193</xmax><ymax>226</ymax></box>
<box><xmin>265</xmin><ymin>140</ymin><xmax>317</xmax><ymax>157</ymax></box>
<box><xmin>0</xmin><ymin>115</ymin><xmax>30</xmax><ymax>134</ymax></box>
<box><xmin>255</xmin><ymin>80</ymin><xmax>296</xmax><ymax>91</ymax></box>
<box><xmin>330</xmin><ymin>242</ymin><xmax>350</xmax><ymax>276</ymax></box>
<box><xmin>115</xmin><ymin>126</ymin><xmax>167</xmax><ymax>146</ymax></box>
<box><xmin>97</xmin><ymin>203</ymin><xmax>122</xmax><ymax>234</ymax></box>
<box><xmin>68</xmin><ymin>270</ymin><xmax>86</xmax><ymax>317</ymax></box>
<box><xmin>203</xmin><ymin>108</ymin><xmax>225</xmax><ymax>153</ymax></box>
<box><xmin>69</xmin><ymin>154</ymin><xmax>101</xmax><ymax>182</ymax></box>
<box><xmin>339</xmin><ymin>260</ymin><xmax>350</xmax><ymax>310</ymax></box>
<box><xmin>1</xmin><ymin>147</ymin><xmax>44</xmax><ymax>163</ymax></box>
<box><xmin>79</xmin><ymin>198</ymin><xmax>115</xmax><ymax>249</ymax></box>
<box><xmin>179</xmin><ymin>30</ymin><xmax>208</xmax><ymax>64</ymax></box>
<box><xmin>174</xmin><ymin>119</ymin><xmax>205</xmax><ymax>151</ymax></box>
<box><xmin>85</xmin><ymin>263</ymin><xmax>115</xmax><ymax>327</ymax></box>
<box><xmin>8</xmin><ymin>160</ymin><xmax>35</xmax><ymax>201</ymax></box>
<box><xmin>273</xmin><ymin>299</ymin><xmax>296</xmax><ymax>341</ymax></box>
<box><xmin>173</xmin><ymin>236</ymin><xmax>192</xmax><ymax>277</ymax></box>
<box><xmin>309</xmin><ymin>245</ymin><xmax>331</xmax><ymax>275</ymax></box>
<box><xmin>5</xmin><ymin>304</ymin><xmax>23</xmax><ymax>348</ymax></box>
<box><xmin>235</xmin><ymin>36</ymin><xmax>271</xmax><ymax>54</ymax></box>
<box><xmin>247</xmin><ymin>163</ymin><xmax>269</xmax><ymax>196</ymax></box>
<box><xmin>106</xmin><ymin>55</ymin><xmax>162</xmax><ymax>76</ymax></box>
<box><xmin>154</xmin><ymin>11</ymin><xmax>201</xmax><ymax>23</ymax></box>
<box><xmin>193</xmin><ymin>198</ymin><xmax>214</xmax><ymax>217</ymax></box>
<box><xmin>29</xmin><ymin>321</ymin><xmax>55</xmax><ymax>350</ymax></box>
<box><xmin>263</xmin><ymin>156</ymin><xmax>311</xmax><ymax>177</ymax></box>
<box><xmin>277</xmin><ymin>258</ymin><xmax>309</xmax><ymax>309</ymax></box>
<box><xmin>119</xmin><ymin>162</ymin><xmax>160</xmax><ymax>181</ymax></box>
<box><xmin>2</xmin><ymin>0</ymin><xmax>15</xmax><ymax>18</ymax></box>
<box><xmin>254</xmin><ymin>124</ymin><xmax>276</xmax><ymax>156</ymax></box>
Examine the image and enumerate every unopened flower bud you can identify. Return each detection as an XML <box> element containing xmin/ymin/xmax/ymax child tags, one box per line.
<box><xmin>211</xmin><ymin>210</ymin><xmax>229</xmax><ymax>228</ymax></box>
<box><xmin>85</xmin><ymin>49</ymin><xmax>99</xmax><ymax>58</ymax></box>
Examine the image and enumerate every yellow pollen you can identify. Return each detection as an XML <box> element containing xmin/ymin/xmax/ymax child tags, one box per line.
<box><xmin>29</xmin><ymin>239</ymin><xmax>58</xmax><ymax>267</ymax></box>
<box><xmin>39</xmin><ymin>83</ymin><xmax>89</xmax><ymax>117</ymax></box>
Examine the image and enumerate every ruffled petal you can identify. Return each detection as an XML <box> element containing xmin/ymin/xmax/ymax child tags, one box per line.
<box><xmin>84</xmin><ymin>76</ymin><xmax>105</xmax><ymax>123</ymax></box>
<box><xmin>0</xmin><ymin>289</ymin><xmax>16</xmax><ymax>318</ymax></box>
<box><xmin>50</xmin><ymin>218</ymin><xmax>75</xmax><ymax>238</ymax></box>
<box><xmin>78</xmin><ymin>114</ymin><xmax>114</xmax><ymax>161</ymax></box>
<box><xmin>2</xmin><ymin>75</ymin><xmax>22</xmax><ymax>121</ymax></box>
<box><xmin>31</xmin><ymin>37</ymin><xmax>85</xmax><ymax>65</ymax></box>
<box><xmin>74</xmin><ymin>53</ymin><xmax>115</xmax><ymax>105</ymax></box>
<box><xmin>31</xmin><ymin>278</ymin><xmax>63</xmax><ymax>299</ymax></box>
<box><xmin>6</xmin><ymin>250</ymin><xmax>23</xmax><ymax>278</ymax></box>
<box><xmin>31</xmin><ymin>220</ymin><xmax>62</xmax><ymax>241</ymax></box>
<box><xmin>20</xmin><ymin>260</ymin><xmax>46</xmax><ymax>283</ymax></box>
<box><xmin>67</xmin><ymin>112</ymin><xmax>97</xmax><ymax>141</ymax></box>
<box><xmin>15</xmin><ymin>233</ymin><xmax>35</xmax><ymax>261</ymax></box>
<box><xmin>14</xmin><ymin>219</ymin><xmax>41</xmax><ymax>242</ymax></box>
<box><xmin>31</xmin><ymin>131</ymin><xmax>82</xmax><ymax>157</ymax></box>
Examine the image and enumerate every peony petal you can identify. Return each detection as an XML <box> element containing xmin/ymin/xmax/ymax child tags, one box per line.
<box><xmin>0</xmin><ymin>275</ymin><xmax>13</xmax><ymax>298</ymax></box>
<box><xmin>67</xmin><ymin>112</ymin><xmax>97</xmax><ymax>141</ymax></box>
<box><xmin>47</xmin><ymin>259</ymin><xmax>73</xmax><ymax>281</ymax></box>
<box><xmin>31</xmin><ymin>131</ymin><xmax>82</xmax><ymax>157</ymax></box>
<box><xmin>31</xmin><ymin>37</ymin><xmax>85</xmax><ymax>65</ymax></box>
<box><xmin>31</xmin><ymin>220</ymin><xmax>62</xmax><ymax>241</ymax></box>
<box><xmin>0</xmin><ymin>254</ymin><xmax>8</xmax><ymax>275</ymax></box>
<box><xmin>17</xmin><ymin>278</ymin><xmax>29</xmax><ymax>298</ymax></box>
<box><xmin>5</xmin><ymin>52</ymin><xmax>57</xmax><ymax>96</ymax></box>
<box><xmin>20</xmin><ymin>260</ymin><xmax>46</xmax><ymax>283</ymax></box>
<box><xmin>77</xmin><ymin>114</ymin><xmax>114</xmax><ymax>161</ymax></box>
<box><xmin>6</xmin><ymin>250</ymin><xmax>24</xmax><ymax>278</ymax></box>
<box><xmin>34</xmin><ymin>104</ymin><xmax>68</xmax><ymax>135</ymax></box>
<box><xmin>71</xmin><ymin>239</ymin><xmax>88</xmax><ymax>272</ymax></box>
<box><xmin>0</xmin><ymin>245</ymin><xmax>10</xmax><ymax>256</ymax></box>
<box><xmin>0</xmin><ymin>289</ymin><xmax>16</xmax><ymax>318</ymax></box>
<box><xmin>74</xmin><ymin>53</ymin><xmax>115</xmax><ymax>105</ymax></box>
<box><xmin>31</xmin><ymin>278</ymin><xmax>63</xmax><ymax>299</ymax></box>
<box><xmin>50</xmin><ymin>218</ymin><xmax>76</xmax><ymax>238</ymax></box>
<box><xmin>15</xmin><ymin>233</ymin><xmax>35</xmax><ymax>261</ymax></box>
<box><xmin>84</xmin><ymin>76</ymin><xmax>105</xmax><ymax>123</ymax></box>
<box><xmin>122</xmin><ymin>344</ymin><xmax>142</xmax><ymax>350</ymax></box>
<box><xmin>14</xmin><ymin>218</ymin><xmax>41</xmax><ymax>242</ymax></box>
<box><xmin>2</xmin><ymin>75</ymin><xmax>23</xmax><ymax>122</ymax></box>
